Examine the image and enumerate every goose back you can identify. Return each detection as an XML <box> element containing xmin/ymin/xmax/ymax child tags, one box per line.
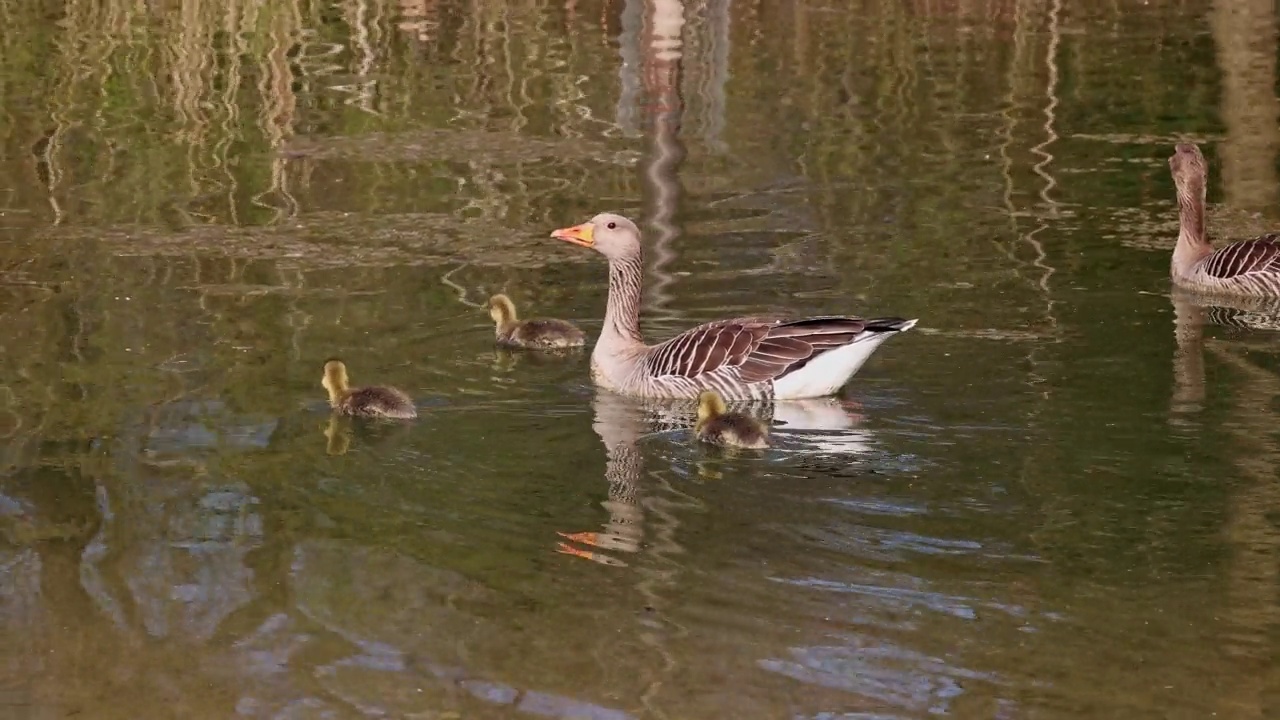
<box><xmin>629</xmin><ymin>315</ymin><xmax>914</xmax><ymax>400</ymax></box>
<box><xmin>1187</xmin><ymin>235</ymin><xmax>1280</xmax><ymax>296</ymax></box>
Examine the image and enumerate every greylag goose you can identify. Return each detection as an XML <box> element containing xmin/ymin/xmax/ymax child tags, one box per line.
<box><xmin>321</xmin><ymin>359</ymin><xmax>417</xmax><ymax>418</ymax></box>
<box><xmin>695</xmin><ymin>390</ymin><xmax>769</xmax><ymax>449</ymax></box>
<box><xmin>549</xmin><ymin>213</ymin><xmax>916</xmax><ymax>400</ymax></box>
<box><xmin>486</xmin><ymin>293</ymin><xmax>586</xmax><ymax>349</ymax></box>
<box><xmin>1169</xmin><ymin>143</ymin><xmax>1280</xmax><ymax>297</ymax></box>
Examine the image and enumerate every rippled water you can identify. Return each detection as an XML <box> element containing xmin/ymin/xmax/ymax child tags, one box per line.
<box><xmin>1</xmin><ymin>0</ymin><xmax>1279</xmax><ymax>717</ymax></box>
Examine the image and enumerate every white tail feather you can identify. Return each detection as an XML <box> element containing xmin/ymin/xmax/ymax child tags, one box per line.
<box><xmin>772</xmin><ymin>322</ymin><xmax>915</xmax><ymax>400</ymax></box>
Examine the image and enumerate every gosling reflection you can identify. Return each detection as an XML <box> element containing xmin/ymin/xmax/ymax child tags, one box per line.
<box><xmin>655</xmin><ymin>395</ymin><xmax>876</xmax><ymax>455</ymax></box>
<box><xmin>556</xmin><ymin>391</ymin><xmax>876</xmax><ymax>566</ymax></box>
<box><xmin>491</xmin><ymin>345</ymin><xmax>585</xmax><ymax>373</ymax></box>
<box><xmin>318</xmin><ymin>412</ymin><xmax>414</xmax><ymax>456</ymax></box>
<box><xmin>323</xmin><ymin>414</ymin><xmax>352</xmax><ymax>456</ymax></box>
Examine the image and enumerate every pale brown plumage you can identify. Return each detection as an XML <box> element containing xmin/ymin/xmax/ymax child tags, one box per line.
<box><xmin>322</xmin><ymin>359</ymin><xmax>417</xmax><ymax>419</ymax></box>
<box><xmin>1169</xmin><ymin>143</ymin><xmax>1280</xmax><ymax>296</ymax></box>
<box><xmin>640</xmin><ymin>314</ymin><xmax>910</xmax><ymax>387</ymax></box>
<box><xmin>694</xmin><ymin>390</ymin><xmax>769</xmax><ymax>449</ymax></box>
<box><xmin>486</xmin><ymin>294</ymin><xmax>586</xmax><ymax>350</ymax></box>
<box><xmin>550</xmin><ymin>213</ymin><xmax>916</xmax><ymax>400</ymax></box>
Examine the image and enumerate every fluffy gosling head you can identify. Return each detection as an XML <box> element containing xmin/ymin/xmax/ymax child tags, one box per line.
<box><xmin>695</xmin><ymin>390</ymin><xmax>729</xmax><ymax>431</ymax></box>
<box><xmin>322</xmin><ymin>359</ymin><xmax>350</xmax><ymax>402</ymax></box>
<box><xmin>695</xmin><ymin>390</ymin><xmax>769</xmax><ymax>449</ymax></box>
<box><xmin>487</xmin><ymin>294</ymin><xmax>519</xmax><ymax>331</ymax></box>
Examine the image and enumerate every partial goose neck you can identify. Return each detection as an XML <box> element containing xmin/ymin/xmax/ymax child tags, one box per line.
<box><xmin>1173</xmin><ymin>179</ymin><xmax>1212</xmax><ymax>276</ymax></box>
<box><xmin>602</xmin><ymin>253</ymin><xmax>645</xmax><ymax>348</ymax></box>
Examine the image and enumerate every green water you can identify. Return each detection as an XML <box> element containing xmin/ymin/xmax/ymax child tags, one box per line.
<box><xmin>1</xmin><ymin>0</ymin><xmax>1279</xmax><ymax>717</ymax></box>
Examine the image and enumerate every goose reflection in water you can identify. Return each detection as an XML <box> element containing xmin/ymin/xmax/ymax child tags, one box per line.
<box><xmin>1165</xmin><ymin>288</ymin><xmax>1280</xmax><ymax>713</ymax></box>
<box><xmin>556</xmin><ymin>391</ymin><xmax>650</xmax><ymax>567</ymax></box>
<box><xmin>556</xmin><ymin>390</ymin><xmax>878</xmax><ymax>567</ymax></box>
<box><xmin>1169</xmin><ymin>288</ymin><xmax>1280</xmax><ymax>429</ymax></box>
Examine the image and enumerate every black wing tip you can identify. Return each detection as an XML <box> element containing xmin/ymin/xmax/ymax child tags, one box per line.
<box><xmin>780</xmin><ymin>315</ymin><xmax>917</xmax><ymax>329</ymax></box>
<box><xmin>867</xmin><ymin>317</ymin><xmax>918</xmax><ymax>333</ymax></box>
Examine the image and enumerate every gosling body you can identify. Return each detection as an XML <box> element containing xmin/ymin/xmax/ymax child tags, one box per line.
<box><xmin>694</xmin><ymin>390</ymin><xmax>770</xmax><ymax>449</ymax></box>
<box><xmin>322</xmin><ymin>359</ymin><xmax>417</xmax><ymax>419</ymax></box>
<box><xmin>487</xmin><ymin>294</ymin><xmax>586</xmax><ymax>350</ymax></box>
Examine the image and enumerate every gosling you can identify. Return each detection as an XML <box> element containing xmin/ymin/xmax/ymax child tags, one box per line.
<box><xmin>321</xmin><ymin>359</ymin><xmax>417</xmax><ymax>419</ymax></box>
<box><xmin>487</xmin><ymin>294</ymin><xmax>586</xmax><ymax>350</ymax></box>
<box><xmin>694</xmin><ymin>390</ymin><xmax>769</xmax><ymax>449</ymax></box>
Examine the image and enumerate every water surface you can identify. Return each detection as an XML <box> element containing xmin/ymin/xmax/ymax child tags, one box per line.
<box><xmin>1</xmin><ymin>0</ymin><xmax>1279</xmax><ymax>718</ymax></box>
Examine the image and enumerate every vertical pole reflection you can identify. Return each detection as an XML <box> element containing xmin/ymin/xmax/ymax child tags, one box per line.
<box><xmin>1210</xmin><ymin>0</ymin><xmax>1280</xmax><ymax>710</ymax></box>
<box><xmin>638</xmin><ymin>0</ymin><xmax>686</xmax><ymax>318</ymax></box>
<box><xmin>1204</xmin><ymin>341</ymin><xmax>1280</xmax><ymax>718</ymax></box>
<box><xmin>1212</xmin><ymin>0</ymin><xmax>1280</xmax><ymax>212</ymax></box>
<box><xmin>616</xmin><ymin>0</ymin><xmax>644</xmax><ymax>136</ymax></box>
<box><xmin>700</xmin><ymin>0</ymin><xmax>730</xmax><ymax>153</ymax></box>
<box><xmin>634</xmin><ymin>6</ymin><xmax>690</xmax><ymax>709</ymax></box>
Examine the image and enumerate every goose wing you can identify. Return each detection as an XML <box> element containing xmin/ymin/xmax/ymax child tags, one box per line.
<box><xmin>640</xmin><ymin>315</ymin><xmax>912</xmax><ymax>384</ymax></box>
<box><xmin>1203</xmin><ymin>235</ymin><xmax>1280</xmax><ymax>279</ymax></box>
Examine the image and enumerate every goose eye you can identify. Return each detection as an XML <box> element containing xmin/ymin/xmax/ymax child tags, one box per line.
<box><xmin>606</xmin><ymin>222</ymin><xmax>617</xmax><ymax>230</ymax></box>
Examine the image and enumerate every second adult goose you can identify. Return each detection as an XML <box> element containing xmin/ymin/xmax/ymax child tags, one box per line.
<box><xmin>549</xmin><ymin>213</ymin><xmax>916</xmax><ymax>400</ymax></box>
<box><xmin>1168</xmin><ymin>142</ymin><xmax>1280</xmax><ymax>297</ymax></box>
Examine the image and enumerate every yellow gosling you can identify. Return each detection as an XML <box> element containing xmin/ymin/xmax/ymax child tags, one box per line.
<box><xmin>487</xmin><ymin>294</ymin><xmax>586</xmax><ymax>350</ymax></box>
<box><xmin>694</xmin><ymin>390</ymin><xmax>769</xmax><ymax>449</ymax></box>
<box><xmin>322</xmin><ymin>359</ymin><xmax>417</xmax><ymax>419</ymax></box>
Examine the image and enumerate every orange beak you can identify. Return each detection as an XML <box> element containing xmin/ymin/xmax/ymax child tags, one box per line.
<box><xmin>550</xmin><ymin>222</ymin><xmax>594</xmax><ymax>248</ymax></box>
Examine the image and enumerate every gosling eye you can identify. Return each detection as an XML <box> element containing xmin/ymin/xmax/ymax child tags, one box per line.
<box><xmin>606</xmin><ymin>222</ymin><xmax>617</xmax><ymax>230</ymax></box>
